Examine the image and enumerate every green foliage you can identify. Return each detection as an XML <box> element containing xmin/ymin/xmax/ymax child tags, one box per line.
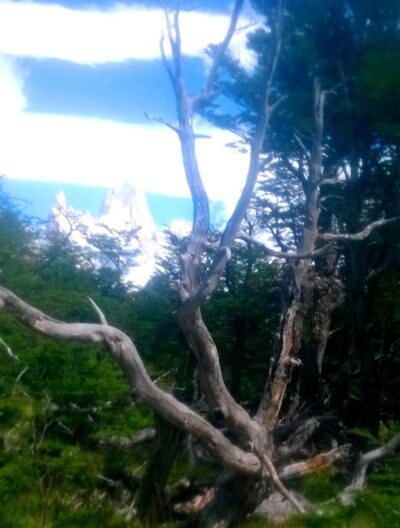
<box><xmin>0</xmin><ymin>185</ymin><xmax>154</xmax><ymax>525</ymax></box>
<box><xmin>1</xmin><ymin>0</ymin><xmax>400</xmax><ymax>521</ymax></box>
<box><xmin>241</xmin><ymin>461</ymin><xmax>400</xmax><ymax>528</ymax></box>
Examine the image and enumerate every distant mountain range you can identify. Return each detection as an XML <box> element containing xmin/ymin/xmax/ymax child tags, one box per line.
<box><xmin>2</xmin><ymin>178</ymin><xmax>225</xmax><ymax>227</ymax></box>
<box><xmin>2</xmin><ymin>178</ymin><xmax>226</xmax><ymax>286</ymax></box>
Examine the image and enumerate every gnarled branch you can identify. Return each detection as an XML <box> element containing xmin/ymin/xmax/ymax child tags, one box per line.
<box><xmin>319</xmin><ymin>217</ymin><xmax>400</xmax><ymax>244</ymax></box>
<box><xmin>238</xmin><ymin>232</ymin><xmax>332</xmax><ymax>259</ymax></box>
<box><xmin>346</xmin><ymin>433</ymin><xmax>400</xmax><ymax>492</ymax></box>
<box><xmin>97</xmin><ymin>428</ymin><xmax>156</xmax><ymax>452</ymax></box>
<box><xmin>0</xmin><ymin>286</ymin><xmax>261</xmax><ymax>476</ymax></box>
<box><xmin>280</xmin><ymin>445</ymin><xmax>350</xmax><ymax>480</ymax></box>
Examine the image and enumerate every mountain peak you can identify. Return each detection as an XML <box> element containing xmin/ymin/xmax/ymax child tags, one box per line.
<box><xmin>47</xmin><ymin>183</ymin><xmax>160</xmax><ymax>287</ymax></box>
<box><xmin>99</xmin><ymin>183</ymin><xmax>155</xmax><ymax>233</ymax></box>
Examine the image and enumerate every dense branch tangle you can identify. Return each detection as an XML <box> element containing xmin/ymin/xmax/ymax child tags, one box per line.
<box><xmin>0</xmin><ymin>7</ymin><xmax>314</xmax><ymax>519</ymax></box>
<box><xmin>159</xmin><ymin>0</ymin><xmax>288</xmax><ymax>453</ymax></box>
<box><xmin>1</xmin><ymin>2</ymin><xmax>384</xmax><ymax>525</ymax></box>
<box><xmin>0</xmin><ymin>286</ymin><xmax>346</xmax><ymax>482</ymax></box>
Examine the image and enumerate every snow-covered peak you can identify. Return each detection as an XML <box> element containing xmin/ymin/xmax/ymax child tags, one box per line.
<box><xmin>46</xmin><ymin>183</ymin><xmax>160</xmax><ymax>287</ymax></box>
<box><xmin>54</xmin><ymin>191</ymin><xmax>67</xmax><ymax>210</ymax></box>
<box><xmin>99</xmin><ymin>183</ymin><xmax>155</xmax><ymax>234</ymax></box>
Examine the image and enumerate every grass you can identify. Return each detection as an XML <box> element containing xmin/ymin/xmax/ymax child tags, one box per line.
<box><xmin>240</xmin><ymin>460</ymin><xmax>400</xmax><ymax>528</ymax></box>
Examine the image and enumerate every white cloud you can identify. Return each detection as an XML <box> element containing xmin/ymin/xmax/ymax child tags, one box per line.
<box><xmin>0</xmin><ymin>2</ymin><xmax>258</xmax><ymax>220</ymax></box>
<box><xmin>0</xmin><ymin>1</ymin><xmax>262</xmax><ymax>68</ymax></box>
<box><xmin>0</xmin><ymin>55</ymin><xmax>26</xmax><ymax>118</ymax></box>
<box><xmin>168</xmin><ymin>218</ymin><xmax>192</xmax><ymax>236</ymax></box>
<box><xmin>0</xmin><ymin>111</ymin><xmax>249</xmax><ymax>201</ymax></box>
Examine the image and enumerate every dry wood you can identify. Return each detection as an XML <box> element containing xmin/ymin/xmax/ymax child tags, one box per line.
<box><xmin>252</xmin><ymin>444</ymin><xmax>305</xmax><ymax>513</ymax></box>
<box><xmin>276</xmin><ymin>418</ymin><xmax>320</xmax><ymax>459</ymax></box>
<box><xmin>319</xmin><ymin>217</ymin><xmax>400</xmax><ymax>244</ymax></box>
<box><xmin>280</xmin><ymin>445</ymin><xmax>349</xmax><ymax>480</ymax></box>
<box><xmin>0</xmin><ymin>285</ymin><xmax>261</xmax><ymax>475</ymax></box>
<box><xmin>0</xmin><ymin>285</ymin><xmax>348</xmax><ymax>484</ymax></box>
<box><xmin>347</xmin><ymin>433</ymin><xmax>400</xmax><ymax>491</ymax></box>
<box><xmin>88</xmin><ymin>296</ymin><xmax>108</xmax><ymax>325</ymax></box>
<box><xmin>256</xmin><ymin>79</ymin><xmax>328</xmax><ymax>429</ymax></box>
<box><xmin>238</xmin><ymin>232</ymin><xmax>332</xmax><ymax>259</ymax></box>
<box><xmin>162</xmin><ymin>0</ymin><xmax>285</xmax><ymax>449</ymax></box>
<box><xmin>98</xmin><ymin>428</ymin><xmax>156</xmax><ymax>451</ymax></box>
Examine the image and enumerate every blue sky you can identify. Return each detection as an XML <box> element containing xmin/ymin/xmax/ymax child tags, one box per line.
<box><xmin>2</xmin><ymin>177</ymin><xmax>226</xmax><ymax>227</ymax></box>
<box><xmin>0</xmin><ymin>0</ymin><xmax>261</xmax><ymax>224</ymax></box>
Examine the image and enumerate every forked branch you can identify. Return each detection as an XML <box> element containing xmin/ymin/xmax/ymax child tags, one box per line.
<box><xmin>161</xmin><ymin>1</ymin><xmax>286</xmax><ymax>446</ymax></box>
<box><xmin>238</xmin><ymin>232</ymin><xmax>332</xmax><ymax>259</ymax></box>
<box><xmin>194</xmin><ymin>0</ymin><xmax>245</xmax><ymax>109</ymax></box>
<box><xmin>319</xmin><ymin>217</ymin><xmax>400</xmax><ymax>244</ymax></box>
<box><xmin>0</xmin><ymin>285</ymin><xmax>349</xmax><ymax>483</ymax></box>
<box><xmin>191</xmin><ymin>0</ymin><xmax>285</xmax><ymax>310</ymax></box>
<box><xmin>0</xmin><ymin>286</ymin><xmax>261</xmax><ymax>475</ymax></box>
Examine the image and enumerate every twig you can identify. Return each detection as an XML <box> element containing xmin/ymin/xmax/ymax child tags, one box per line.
<box><xmin>0</xmin><ymin>336</ymin><xmax>19</xmax><ymax>360</ymax></box>
<box><xmin>144</xmin><ymin>111</ymin><xmax>179</xmax><ymax>134</ymax></box>
<box><xmin>238</xmin><ymin>232</ymin><xmax>332</xmax><ymax>259</ymax></box>
<box><xmin>88</xmin><ymin>297</ymin><xmax>108</xmax><ymax>326</ymax></box>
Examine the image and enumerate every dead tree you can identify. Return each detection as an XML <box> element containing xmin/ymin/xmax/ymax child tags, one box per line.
<box><xmin>1</xmin><ymin>2</ymin><xmax>399</xmax><ymax>527</ymax></box>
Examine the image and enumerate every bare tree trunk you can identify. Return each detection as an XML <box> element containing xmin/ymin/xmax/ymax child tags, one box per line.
<box><xmin>231</xmin><ymin>314</ymin><xmax>246</xmax><ymax>401</ymax></box>
<box><xmin>199</xmin><ymin>474</ymin><xmax>269</xmax><ymax>528</ymax></box>
<box><xmin>136</xmin><ymin>415</ymin><xmax>183</xmax><ymax>525</ymax></box>
<box><xmin>299</xmin><ymin>251</ymin><xmax>342</xmax><ymax>412</ymax></box>
<box><xmin>257</xmin><ymin>80</ymin><xmax>326</xmax><ymax>428</ymax></box>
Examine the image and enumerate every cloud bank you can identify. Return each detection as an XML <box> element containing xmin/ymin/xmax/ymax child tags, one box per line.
<box><xmin>1</xmin><ymin>112</ymin><xmax>248</xmax><ymax>202</ymax></box>
<box><xmin>0</xmin><ymin>55</ymin><xmax>249</xmax><ymax>216</ymax></box>
<box><xmin>0</xmin><ymin>2</ymin><xmax>260</xmax><ymax>220</ymax></box>
<box><xmin>0</xmin><ymin>1</ymin><xmax>261</xmax><ymax>68</ymax></box>
<box><xmin>0</xmin><ymin>55</ymin><xmax>26</xmax><ymax>116</ymax></box>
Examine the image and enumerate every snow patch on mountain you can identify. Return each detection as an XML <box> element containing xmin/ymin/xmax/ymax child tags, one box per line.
<box><xmin>47</xmin><ymin>183</ymin><xmax>166</xmax><ymax>286</ymax></box>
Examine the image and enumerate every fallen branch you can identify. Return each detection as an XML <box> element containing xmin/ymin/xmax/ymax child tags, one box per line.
<box><xmin>345</xmin><ymin>433</ymin><xmax>400</xmax><ymax>494</ymax></box>
<box><xmin>280</xmin><ymin>445</ymin><xmax>350</xmax><ymax>480</ymax></box>
<box><xmin>0</xmin><ymin>286</ymin><xmax>262</xmax><ymax>476</ymax></box>
<box><xmin>98</xmin><ymin>428</ymin><xmax>156</xmax><ymax>452</ymax></box>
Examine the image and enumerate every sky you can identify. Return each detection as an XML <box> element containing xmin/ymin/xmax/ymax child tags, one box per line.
<box><xmin>0</xmin><ymin>0</ymin><xmax>261</xmax><ymax>224</ymax></box>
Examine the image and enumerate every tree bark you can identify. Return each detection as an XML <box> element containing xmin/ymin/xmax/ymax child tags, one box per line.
<box><xmin>198</xmin><ymin>474</ymin><xmax>269</xmax><ymax>528</ymax></box>
<box><xmin>231</xmin><ymin>314</ymin><xmax>246</xmax><ymax>401</ymax></box>
<box><xmin>136</xmin><ymin>415</ymin><xmax>183</xmax><ymax>525</ymax></box>
<box><xmin>299</xmin><ymin>251</ymin><xmax>342</xmax><ymax>412</ymax></box>
<box><xmin>257</xmin><ymin>80</ymin><xmax>326</xmax><ymax>428</ymax></box>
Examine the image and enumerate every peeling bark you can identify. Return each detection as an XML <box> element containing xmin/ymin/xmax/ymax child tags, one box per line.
<box><xmin>257</xmin><ymin>80</ymin><xmax>326</xmax><ymax>429</ymax></box>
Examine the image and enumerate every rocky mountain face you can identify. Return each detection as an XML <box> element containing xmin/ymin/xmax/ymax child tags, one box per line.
<box><xmin>47</xmin><ymin>184</ymin><xmax>162</xmax><ymax>286</ymax></box>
